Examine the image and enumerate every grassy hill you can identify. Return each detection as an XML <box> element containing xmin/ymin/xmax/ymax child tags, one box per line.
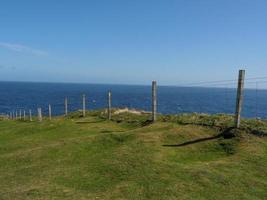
<box><xmin>0</xmin><ymin>111</ymin><xmax>266</xmax><ymax>200</ymax></box>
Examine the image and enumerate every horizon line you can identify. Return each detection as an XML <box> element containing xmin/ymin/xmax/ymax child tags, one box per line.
<box><xmin>0</xmin><ymin>80</ymin><xmax>265</xmax><ymax>90</ymax></box>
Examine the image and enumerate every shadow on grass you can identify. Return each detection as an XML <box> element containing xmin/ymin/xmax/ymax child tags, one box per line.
<box><xmin>75</xmin><ymin>120</ymin><xmax>106</xmax><ymax>124</ymax></box>
<box><xmin>250</xmin><ymin>129</ymin><xmax>267</xmax><ymax>137</ymax></box>
<box><xmin>177</xmin><ymin>122</ymin><xmax>226</xmax><ymax>129</ymax></box>
<box><xmin>163</xmin><ymin>127</ymin><xmax>235</xmax><ymax>147</ymax></box>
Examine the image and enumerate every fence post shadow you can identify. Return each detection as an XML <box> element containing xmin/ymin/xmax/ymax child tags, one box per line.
<box><xmin>162</xmin><ymin>127</ymin><xmax>235</xmax><ymax>147</ymax></box>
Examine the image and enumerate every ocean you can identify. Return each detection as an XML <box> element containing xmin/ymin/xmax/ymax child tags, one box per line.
<box><xmin>0</xmin><ymin>81</ymin><xmax>267</xmax><ymax>118</ymax></box>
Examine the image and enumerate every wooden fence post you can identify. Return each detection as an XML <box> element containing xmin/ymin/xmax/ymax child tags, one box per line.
<box><xmin>29</xmin><ymin>109</ymin><xmax>32</xmax><ymax>121</ymax></box>
<box><xmin>23</xmin><ymin>110</ymin><xmax>26</xmax><ymax>121</ymax></box>
<box><xmin>48</xmin><ymin>104</ymin><xmax>52</xmax><ymax>120</ymax></box>
<box><xmin>152</xmin><ymin>81</ymin><xmax>157</xmax><ymax>122</ymax></box>
<box><xmin>65</xmin><ymin>97</ymin><xmax>68</xmax><ymax>116</ymax></box>
<box><xmin>37</xmin><ymin>108</ymin><xmax>42</xmax><ymax>122</ymax></box>
<box><xmin>108</xmin><ymin>91</ymin><xmax>112</xmax><ymax>120</ymax></box>
<box><xmin>235</xmin><ymin>70</ymin><xmax>245</xmax><ymax>128</ymax></box>
<box><xmin>82</xmin><ymin>94</ymin><xmax>86</xmax><ymax>117</ymax></box>
<box><xmin>19</xmin><ymin>110</ymin><xmax>22</xmax><ymax>120</ymax></box>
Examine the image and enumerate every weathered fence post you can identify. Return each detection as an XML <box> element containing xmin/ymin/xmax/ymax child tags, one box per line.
<box><xmin>82</xmin><ymin>94</ymin><xmax>86</xmax><ymax>117</ymax></box>
<box><xmin>23</xmin><ymin>110</ymin><xmax>26</xmax><ymax>121</ymax></box>
<box><xmin>152</xmin><ymin>81</ymin><xmax>157</xmax><ymax>122</ymax></box>
<box><xmin>29</xmin><ymin>109</ymin><xmax>32</xmax><ymax>121</ymax></box>
<box><xmin>19</xmin><ymin>110</ymin><xmax>22</xmax><ymax>120</ymax></box>
<box><xmin>37</xmin><ymin>108</ymin><xmax>42</xmax><ymax>122</ymax></box>
<box><xmin>10</xmin><ymin>112</ymin><xmax>12</xmax><ymax>120</ymax></box>
<box><xmin>235</xmin><ymin>70</ymin><xmax>245</xmax><ymax>128</ymax></box>
<box><xmin>15</xmin><ymin>111</ymin><xmax>18</xmax><ymax>119</ymax></box>
<box><xmin>108</xmin><ymin>91</ymin><xmax>112</xmax><ymax>120</ymax></box>
<box><xmin>13</xmin><ymin>111</ymin><xmax>15</xmax><ymax>120</ymax></box>
<box><xmin>48</xmin><ymin>104</ymin><xmax>52</xmax><ymax>120</ymax></box>
<box><xmin>65</xmin><ymin>97</ymin><xmax>68</xmax><ymax>116</ymax></box>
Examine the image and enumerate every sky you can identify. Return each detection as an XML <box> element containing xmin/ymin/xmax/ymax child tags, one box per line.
<box><xmin>0</xmin><ymin>0</ymin><xmax>267</xmax><ymax>86</ymax></box>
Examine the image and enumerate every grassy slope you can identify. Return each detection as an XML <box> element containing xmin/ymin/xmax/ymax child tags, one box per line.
<box><xmin>0</xmin><ymin>113</ymin><xmax>266</xmax><ymax>200</ymax></box>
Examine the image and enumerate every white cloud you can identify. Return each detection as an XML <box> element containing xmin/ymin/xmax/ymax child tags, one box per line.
<box><xmin>0</xmin><ymin>42</ymin><xmax>47</xmax><ymax>56</ymax></box>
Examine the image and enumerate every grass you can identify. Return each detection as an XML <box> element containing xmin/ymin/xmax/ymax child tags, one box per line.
<box><xmin>0</xmin><ymin>111</ymin><xmax>266</xmax><ymax>199</ymax></box>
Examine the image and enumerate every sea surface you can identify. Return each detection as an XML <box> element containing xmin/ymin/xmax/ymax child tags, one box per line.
<box><xmin>0</xmin><ymin>81</ymin><xmax>267</xmax><ymax>118</ymax></box>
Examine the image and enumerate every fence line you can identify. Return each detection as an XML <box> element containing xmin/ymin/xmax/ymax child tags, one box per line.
<box><xmin>4</xmin><ymin>70</ymin><xmax>267</xmax><ymax>129</ymax></box>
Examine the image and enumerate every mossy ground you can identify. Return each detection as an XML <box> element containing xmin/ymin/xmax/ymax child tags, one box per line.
<box><xmin>0</xmin><ymin>111</ymin><xmax>266</xmax><ymax>199</ymax></box>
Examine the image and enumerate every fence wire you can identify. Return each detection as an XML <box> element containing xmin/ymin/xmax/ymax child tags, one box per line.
<box><xmin>3</xmin><ymin>76</ymin><xmax>267</xmax><ymax>120</ymax></box>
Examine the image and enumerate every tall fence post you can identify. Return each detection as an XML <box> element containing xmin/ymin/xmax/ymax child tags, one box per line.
<box><xmin>82</xmin><ymin>94</ymin><xmax>86</xmax><ymax>117</ymax></box>
<box><xmin>152</xmin><ymin>81</ymin><xmax>157</xmax><ymax>122</ymax></box>
<box><xmin>15</xmin><ymin>111</ymin><xmax>18</xmax><ymax>120</ymax></box>
<box><xmin>23</xmin><ymin>110</ymin><xmax>26</xmax><ymax>121</ymax></box>
<box><xmin>48</xmin><ymin>104</ymin><xmax>52</xmax><ymax>120</ymax></box>
<box><xmin>108</xmin><ymin>91</ymin><xmax>112</xmax><ymax>120</ymax></box>
<box><xmin>29</xmin><ymin>109</ymin><xmax>32</xmax><ymax>121</ymax></box>
<box><xmin>65</xmin><ymin>97</ymin><xmax>68</xmax><ymax>116</ymax></box>
<box><xmin>235</xmin><ymin>70</ymin><xmax>245</xmax><ymax>128</ymax></box>
<box><xmin>19</xmin><ymin>110</ymin><xmax>22</xmax><ymax>120</ymax></box>
<box><xmin>37</xmin><ymin>108</ymin><xmax>42</xmax><ymax>122</ymax></box>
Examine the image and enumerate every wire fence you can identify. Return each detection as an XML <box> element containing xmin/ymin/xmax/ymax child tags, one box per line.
<box><xmin>2</xmin><ymin>71</ymin><xmax>267</xmax><ymax>125</ymax></box>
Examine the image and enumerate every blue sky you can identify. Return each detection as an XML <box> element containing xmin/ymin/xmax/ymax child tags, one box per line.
<box><xmin>0</xmin><ymin>0</ymin><xmax>267</xmax><ymax>85</ymax></box>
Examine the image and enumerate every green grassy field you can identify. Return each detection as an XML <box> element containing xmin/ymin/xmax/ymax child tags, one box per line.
<box><xmin>0</xmin><ymin>111</ymin><xmax>267</xmax><ymax>200</ymax></box>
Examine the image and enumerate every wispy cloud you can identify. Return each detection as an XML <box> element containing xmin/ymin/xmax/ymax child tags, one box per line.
<box><xmin>0</xmin><ymin>42</ymin><xmax>47</xmax><ymax>56</ymax></box>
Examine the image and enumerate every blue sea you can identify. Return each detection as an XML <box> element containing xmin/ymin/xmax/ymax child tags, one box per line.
<box><xmin>0</xmin><ymin>81</ymin><xmax>267</xmax><ymax>118</ymax></box>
